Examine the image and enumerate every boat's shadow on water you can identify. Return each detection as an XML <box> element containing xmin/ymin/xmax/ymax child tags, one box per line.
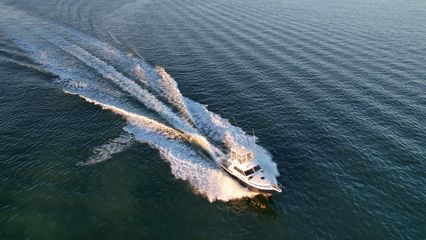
<box><xmin>222</xmin><ymin>194</ymin><xmax>280</xmax><ymax>216</ymax></box>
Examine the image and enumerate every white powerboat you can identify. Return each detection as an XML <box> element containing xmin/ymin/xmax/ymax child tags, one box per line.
<box><xmin>219</xmin><ymin>145</ymin><xmax>282</xmax><ymax>193</ymax></box>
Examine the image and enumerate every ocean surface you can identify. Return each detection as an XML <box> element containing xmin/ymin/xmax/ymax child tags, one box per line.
<box><xmin>0</xmin><ymin>0</ymin><xmax>425</xmax><ymax>239</ymax></box>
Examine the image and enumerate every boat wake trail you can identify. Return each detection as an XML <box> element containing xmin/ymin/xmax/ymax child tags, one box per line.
<box><xmin>80</xmin><ymin>133</ymin><xmax>134</xmax><ymax>166</ymax></box>
<box><xmin>0</xmin><ymin>4</ymin><xmax>277</xmax><ymax>201</ymax></box>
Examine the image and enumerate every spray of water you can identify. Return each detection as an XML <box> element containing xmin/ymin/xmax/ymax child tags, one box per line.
<box><xmin>123</xmin><ymin>124</ymin><xmax>257</xmax><ymax>202</ymax></box>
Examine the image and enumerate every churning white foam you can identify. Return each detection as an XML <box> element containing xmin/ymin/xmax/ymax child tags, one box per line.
<box><xmin>185</xmin><ymin>98</ymin><xmax>279</xmax><ymax>176</ymax></box>
<box><xmin>124</xmin><ymin>124</ymin><xmax>257</xmax><ymax>202</ymax></box>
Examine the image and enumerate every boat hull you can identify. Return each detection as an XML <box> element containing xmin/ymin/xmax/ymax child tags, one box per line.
<box><xmin>220</xmin><ymin>164</ymin><xmax>278</xmax><ymax>194</ymax></box>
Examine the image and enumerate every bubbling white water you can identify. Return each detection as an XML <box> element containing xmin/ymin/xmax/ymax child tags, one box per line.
<box><xmin>124</xmin><ymin>124</ymin><xmax>257</xmax><ymax>202</ymax></box>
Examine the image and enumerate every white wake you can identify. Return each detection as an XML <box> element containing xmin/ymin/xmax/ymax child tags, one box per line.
<box><xmin>0</xmin><ymin>4</ymin><xmax>279</xmax><ymax>201</ymax></box>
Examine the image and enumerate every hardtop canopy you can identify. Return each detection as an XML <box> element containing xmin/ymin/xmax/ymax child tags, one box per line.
<box><xmin>230</xmin><ymin>146</ymin><xmax>255</xmax><ymax>163</ymax></box>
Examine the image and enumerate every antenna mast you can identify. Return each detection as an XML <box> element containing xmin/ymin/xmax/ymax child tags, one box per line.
<box><xmin>252</xmin><ymin>129</ymin><xmax>256</xmax><ymax>149</ymax></box>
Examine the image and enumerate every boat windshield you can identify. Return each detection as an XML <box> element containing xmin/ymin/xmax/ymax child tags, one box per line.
<box><xmin>244</xmin><ymin>165</ymin><xmax>261</xmax><ymax>176</ymax></box>
<box><xmin>244</xmin><ymin>168</ymin><xmax>255</xmax><ymax>176</ymax></box>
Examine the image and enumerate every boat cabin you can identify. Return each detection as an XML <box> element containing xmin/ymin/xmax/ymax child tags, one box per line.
<box><xmin>228</xmin><ymin>146</ymin><xmax>263</xmax><ymax>177</ymax></box>
<box><xmin>222</xmin><ymin>145</ymin><xmax>282</xmax><ymax>193</ymax></box>
<box><xmin>230</xmin><ymin>146</ymin><xmax>255</xmax><ymax>163</ymax></box>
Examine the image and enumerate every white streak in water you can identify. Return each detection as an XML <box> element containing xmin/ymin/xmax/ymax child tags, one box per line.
<box><xmin>155</xmin><ymin>66</ymin><xmax>196</xmax><ymax>126</ymax></box>
<box><xmin>80</xmin><ymin>134</ymin><xmax>134</xmax><ymax>165</ymax></box>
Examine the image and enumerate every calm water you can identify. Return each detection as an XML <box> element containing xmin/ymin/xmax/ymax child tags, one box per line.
<box><xmin>1</xmin><ymin>0</ymin><xmax>425</xmax><ymax>239</ymax></box>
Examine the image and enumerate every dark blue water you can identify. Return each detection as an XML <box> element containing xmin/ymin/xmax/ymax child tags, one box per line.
<box><xmin>0</xmin><ymin>0</ymin><xmax>425</xmax><ymax>239</ymax></box>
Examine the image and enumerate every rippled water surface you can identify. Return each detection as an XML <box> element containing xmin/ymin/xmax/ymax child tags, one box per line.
<box><xmin>0</xmin><ymin>0</ymin><xmax>425</xmax><ymax>239</ymax></box>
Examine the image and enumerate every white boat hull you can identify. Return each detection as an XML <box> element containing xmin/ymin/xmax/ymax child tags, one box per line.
<box><xmin>220</xmin><ymin>163</ymin><xmax>282</xmax><ymax>194</ymax></box>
